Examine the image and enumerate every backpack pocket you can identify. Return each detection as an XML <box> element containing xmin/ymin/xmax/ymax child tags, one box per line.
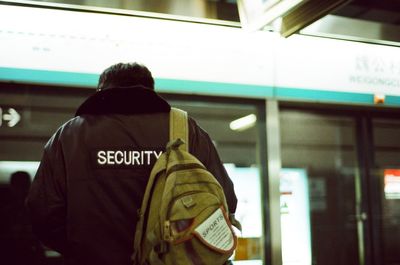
<box><xmin>168</xmin><ymin>192</ymin><xmax>237</xmax><ymax>254</ymax></box>
<box><xmin>169</xmin><ymin>192</ymin><xmax>221</xmax><ymax>239</ymax></box>
<box><xmin>162</xmin><ymin>192</ymin><xmax>236</xmax><ymax>265</ymax></box>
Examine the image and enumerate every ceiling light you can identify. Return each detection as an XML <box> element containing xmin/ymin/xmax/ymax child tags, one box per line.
<box><xmin>229</xmin><ymin>114</ymin><xmax>257</xmax><ymax>131</ymax></box>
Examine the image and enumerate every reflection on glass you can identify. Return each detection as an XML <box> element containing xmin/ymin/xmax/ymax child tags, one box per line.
<box><xmin>280</xmin><ymin>110</ymin><xmax>360</xmax><ymax>265</ymax></box>
<box><xmin>0</xmin><ymin>92</ymin><xmax>263</xmax><ymax>264</ymax></box>
<box><xmin>384</xmin><ymin>169</ymin><xmax>400</xmax><ymax>200</ymax></box>
<box><xmin>280</xmin><ymin>168</ymin><xmax>311</xmax><ymax>265</ymax></box>
<box><xmin>373</xmin><ymin>119</ymin><xmax>400</xmax><ymax>265</ymax></box>
<box><xmin>170</xmin><ymin>101</ymin><xmax>263</xmax><ymax>264</ymax></box>
<box><xmin>225</xmin><ymin>165</ymin><xmax>263</xmax><ymax>264</ymax></box>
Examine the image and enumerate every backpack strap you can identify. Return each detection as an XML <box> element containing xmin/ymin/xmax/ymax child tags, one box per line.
<box><xmin>169</xmin><ymin>107</ymin><xmax>188</xmax><ymax>152</ymax></box>
<box><xmin>132</xmin><ymin>108</ymin><xmax>189</xmax><ymax>264</ymax></box>
<box><xmin>132</xmin><ymin>154</ymin><xmax>168</xmax><ymax>264</ymax></box>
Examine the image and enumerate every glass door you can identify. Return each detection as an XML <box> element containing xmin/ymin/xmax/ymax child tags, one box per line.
<box><xmin>0</xmin><ymin>82</ymin><xmax>267</xmax><ymax>264</ymax></box>
<box><xmin>279</xmin><ymin>109</ymin><xmax>362</xmax><ymax>265</ymax></box>
<box><xmin>169</xmin><ymin>99</ymin><xmax>266</xmax><ymax>265</ymax></box>
<box><xmin>370</xmin><ymin>118</ymin><xmax>400</xmax><ymax>265</ymax></box>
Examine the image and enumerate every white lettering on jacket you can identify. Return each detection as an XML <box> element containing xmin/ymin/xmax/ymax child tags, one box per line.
<box><xmin>97</xmin><ymin>150</ymin><xmax>163</xmax><ymax>166</ymax></box>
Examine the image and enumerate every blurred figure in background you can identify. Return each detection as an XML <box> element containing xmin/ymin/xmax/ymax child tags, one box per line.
<box><xmin>0</xmin><ymin>171</ymin><xmax>45</xmax><ymax>265</ymax></box>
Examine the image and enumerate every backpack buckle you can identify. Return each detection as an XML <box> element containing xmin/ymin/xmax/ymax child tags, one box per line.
<box><xmin>167</xmin><ymin>138</ymin><xmax>185</xmax><ymax>150</ymax></box>
<box><xmin>163</xmin><ymin>220</ymin><xmax>172</xmax><ymax>241</ymax></box>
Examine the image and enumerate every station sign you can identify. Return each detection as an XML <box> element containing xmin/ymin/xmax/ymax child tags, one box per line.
<box><xmin>0</xmin><ymin>107</ymin><xmax>21</xmax><ymax>127</ymax></box>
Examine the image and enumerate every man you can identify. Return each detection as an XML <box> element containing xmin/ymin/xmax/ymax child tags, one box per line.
<box><xmin>26</xmin><ymin>62</ymin><xmax>237</xmax><ymax>265</ymax></box>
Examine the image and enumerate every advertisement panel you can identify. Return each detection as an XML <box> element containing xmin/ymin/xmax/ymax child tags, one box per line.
<box><xmin>384</xmin><ymin>169</ymin><xmax>400</xmax><ymax>200</ymax></box>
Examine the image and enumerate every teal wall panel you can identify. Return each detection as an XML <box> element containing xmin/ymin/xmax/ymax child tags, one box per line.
<box><xmin>1</xmin><ymin>67</ymin><xmax>400</xmax><ymax>107</ymax></box>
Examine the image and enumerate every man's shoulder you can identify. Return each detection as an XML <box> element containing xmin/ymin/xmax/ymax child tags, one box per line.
<box><xmin>44</xmin><ymin>116</ymin><xmax>86</xmax><ymax>148</ymax></box>
<box><xmin>56</xmin><ymin>116</ymin><xmax>87</xmax><ymax>135</ymax></box>
<box><xmin>187</xmin><ymin>116</ymin><xmax>209</xmax><ymax>136</ymax></box>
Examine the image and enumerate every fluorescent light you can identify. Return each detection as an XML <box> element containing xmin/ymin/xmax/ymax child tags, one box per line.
<box><xmin>0</xmin><ymin>161</ymin><xmax>40</xmax><ymax>183</ymax></box>
<box><xmin>230</xmin><ymin>114</ymin><xmax>257</xmax><ymax>131</ymax></box>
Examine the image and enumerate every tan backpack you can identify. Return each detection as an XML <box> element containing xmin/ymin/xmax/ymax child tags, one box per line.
<box><xmin>132</xmin><ymin>108</ymin><xmax>240</xmax><ymax>265</ymax></box>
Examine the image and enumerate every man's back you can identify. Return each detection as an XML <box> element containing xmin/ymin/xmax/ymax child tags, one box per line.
<box><xmin>26</xmin><ymin>63</ymin><xmax>237</xmax><ymax>265</ymax></box>
<box><xmin>60</xmin><ymin>112</ymin><xmax>169</xmax><ymax>264</ymax></box>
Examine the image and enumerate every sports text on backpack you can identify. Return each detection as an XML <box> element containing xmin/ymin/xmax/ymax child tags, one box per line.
<box><xmin>132</xmin><ymin>108</ymin><xmax>240</xmax><ymax>265</ymax></box>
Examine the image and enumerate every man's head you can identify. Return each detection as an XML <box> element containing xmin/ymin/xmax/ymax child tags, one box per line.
<box><xmin>97</xmin><ymin>62</ymin><xmax>155</xmax><ymax>91</ymax></box>
<box><xmin>10</xmin><ymin>171</ymin><xmax>31</xmax><ymax>198</ymax></box>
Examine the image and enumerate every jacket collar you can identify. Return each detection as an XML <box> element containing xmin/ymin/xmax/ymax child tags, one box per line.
<box><xmin>75</xmin><ymin>86</ymin><xmax>171</xmax><ymax>116</ymax></box>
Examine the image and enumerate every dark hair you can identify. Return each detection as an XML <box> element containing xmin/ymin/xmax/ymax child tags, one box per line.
<box><xmin>97</xmin><ymin>62</ymin><xmax>155</xmax><ymax>91</ymax></box>
<box><xmin>10</xmin><ymin>171</ymin><xmax>31</xmax><ymax>195</ymax></box>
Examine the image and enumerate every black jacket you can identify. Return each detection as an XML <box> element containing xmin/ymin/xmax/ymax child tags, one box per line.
<box><xmin>26</xmin><ymin>87</ymin><xmax>237</xmax><ymax>265</ymax></box>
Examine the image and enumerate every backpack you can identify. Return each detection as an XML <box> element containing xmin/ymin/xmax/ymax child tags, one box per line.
<box><xmin>132</xmin><ymin>108</ymin><xmax>240</xmax><ymax>265</ymax></box>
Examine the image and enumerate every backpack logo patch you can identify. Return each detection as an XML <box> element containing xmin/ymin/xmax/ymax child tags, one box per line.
<box><xmin>193</xmin><ymin>207</ymin><xmax>236</xmax><ymax>254</ymax></box>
